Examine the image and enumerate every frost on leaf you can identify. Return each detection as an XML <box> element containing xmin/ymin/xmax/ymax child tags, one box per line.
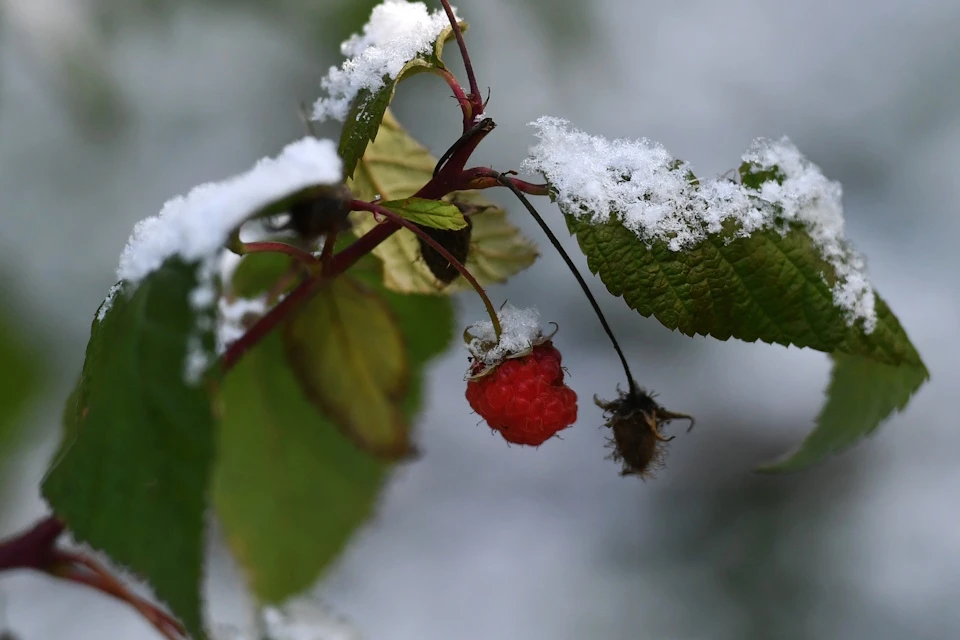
<box><xmin>522</xmin><ymin>116</ymin><xmax>876</xmax><ymax>332</ymax></box>
<box><xmin>312</xmin><ymin>0</ymin><xmax>459</xmax><ymax>123</ymax></box>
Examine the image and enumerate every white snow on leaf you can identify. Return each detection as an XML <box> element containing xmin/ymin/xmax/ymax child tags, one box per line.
<box><xmin>522</xmin><ymin>116</ymin><xmax>877</xmax><ymax>332</ymax></box>
<box><xmin>117</xmin><ymin>136</ymin><xmax>341</xmax><ymax>286</ymax></box>
<box><xmin>216</xmin><ymin>295</ymin><xmax>269</xmax><ymax>355</ymax></box>
<box><xmin>467</xmin><ymin>303</ymin><xmax>544</xmax><ymax>365</ymax></box>
<box><xmin>312</xmin><ymin>0</ymin><xmax>457</xmax><ymax>122</ymax></box>
<box><xmin>95</xmin><ymin>282</ymin><xmax>123</xmax><ymax>322</ymax></box>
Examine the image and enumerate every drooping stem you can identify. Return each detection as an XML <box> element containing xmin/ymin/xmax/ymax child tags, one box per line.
<box><xmin>493</xmin><ymin>172</ymin><xmax>637</xmax><ymax>391</ymax></box>
<box><xmin>237</xmin><ymin>241</ymin><xmax>321</xmax><ymax>268</ymax></box>
<box><xmin>439</xmin><ymin>0</ymin><xmax>482</xmax><ymax>119</ymax></box>
<box><xmin>349</xmin><ymin>199</ymin><xmax>501</xmax><ymax>339</ymax></box>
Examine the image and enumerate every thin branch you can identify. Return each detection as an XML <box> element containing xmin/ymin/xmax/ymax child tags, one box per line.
<box><xmin>433</xmin><ymin>67</ymin><xmax>473</xmax><ymax>129</ymax></box>
<box><xmin>349</xmin><ymin>199</ymin><xmax>501</xmax><ymax>338</ymax></box>
<box><xmin>493</xmin><ymin>172</ymin><xmax>637</xmax><ymax>391</ymax></box>
<box><xmin>237</xmin><ymin>241</ymin><xmax>321</xmax><ymax>268</ymax></box>
<box><xmin>439</xmin><ymin>0</ymin><xmax>482</xmax><ymax>118</ymax></box>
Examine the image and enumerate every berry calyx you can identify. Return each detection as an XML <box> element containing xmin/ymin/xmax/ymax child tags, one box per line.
<box><xmin>466</xmin><ymin>341</ymin><xmax>578</xmax><ymax>446</ymax></box>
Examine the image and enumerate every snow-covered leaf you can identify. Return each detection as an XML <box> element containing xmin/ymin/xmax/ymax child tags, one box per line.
<box><xmin>314</xmin><ymin>1</ymin><xmax>466</xmax><ymax>179</ymax></box>
<box><xmin>524</xmin><ymin>117</ymin><xmax>928</xmax><ymax>469</ymax></box>
<box><xmin>42</xmin><ymin>259</ymin><xmax>217</xmax><ymax>640</ymax></box>
<box><xmin>349</xmin><ymin>110</ymin><xmax>538</xmax><ymax>294</ymax></box>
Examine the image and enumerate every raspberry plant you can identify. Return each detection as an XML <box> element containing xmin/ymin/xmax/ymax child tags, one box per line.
<box><xmin>0</xmin><ymin>1</ymin><xmax>928</xmax><ymax>638</ymax></box>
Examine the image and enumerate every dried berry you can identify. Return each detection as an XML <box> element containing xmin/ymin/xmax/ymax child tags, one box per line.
<box><xmin>596</xmin><ymin>384</ymin><xmax>693</xmax><ymax>478</ymax></box>
<box><xmin>417</xmin><ymin>216</ymin><xmax>473</xmax><ymax>284</ymax></box>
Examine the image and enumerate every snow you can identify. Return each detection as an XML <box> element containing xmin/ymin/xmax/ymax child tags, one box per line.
<box><xmin>522</xmin><ymin>116</ymin><xmax>878</xmax><ymax>332</ymax></box>
<box><xmin>466</xmin><ymin>303</ymin><xmax>543</xmax><ymax>365</ymax></box>
<box><xmin>117</xmin><ymin>136</ymin><xmax>341</xmax><ymax>286</ymax></box>
<box><xmin>95</xmin><ymin>282</ymin><xmax>123</xmax><ymax>322</ymax></box>
<box><xmin>216</xmin><ymin>295</ymin><xmax>269</xmax><ymax>354</ymax></box>
<box><xmin>312</xmin><ymin>0</ymin><xmax>458</xmax><ymax>122</ymax></box>
<box><xmin>213</xmin><ymin>597</ymin><xmax>362</xmax><ymax>640</ymax></box>
<box><xmin>112</xmin><ymin>135</ymin><xmax>340</xmax><ymax>384</ymax></box>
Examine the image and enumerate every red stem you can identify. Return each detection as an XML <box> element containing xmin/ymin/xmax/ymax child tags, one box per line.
<box><xmin>349</xmin><ymin>199</ymin><xmax>501</xmax><ymax>338</ymax></box>
<box><xmin>240</xmin><ymin>241</ymin><xmax>320</xmax><ymax>267</ymax></box>
<box><xmin>458</xmin><ymin>167</ymin><xmax>551</xmax><ymax>195</ymax></box>
<box><xmin>439</xmin><ymin>0</ymin><xmax>482</xmax><ymax>118</ymax></box>
<box><xmin>219</xmin><ymin>116</ymin><xmax>497</xmax><ymax>374</ymax></box>
<box><xmin>0</xmin><ymin>516</ymin><xmax>64</xmax><ymax>571</ymax></box>
<box><xmin>434</xmin><ymin>67</ymin><xmax>473</xmax><ymax>130</ymax></box>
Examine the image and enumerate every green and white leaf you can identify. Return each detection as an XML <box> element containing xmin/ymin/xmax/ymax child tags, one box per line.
<box><xmin>524</xmin><ymin>117</ymin><xmax>928</xmax><ymax>470</ymax></box>
<box><xmin>42</xmin><ymin>259</ymin><xmax>216</xmax><ymax>640</ymax></box>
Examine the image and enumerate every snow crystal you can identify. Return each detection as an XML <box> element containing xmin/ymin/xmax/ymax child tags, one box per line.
<box><xmin>522</xmin><ymin>117</ymin><xmax>877</xmax><ymax>332</ymax></box>
<box><xmin>467</xmin><ymin>303</ymin><xmax>544</xmax><ymax>364</ymax></box>
<box><xmin>312</xmin><ymin>0</ymin><xmax>457</xmax><ymax>122</ymax></box>
<box><xmin>96</xmin><ymin>282</ymin><xmax>123</xmax><ymax>322</ymax></box>
<box><xmin>117</xmin><ymin>136</ymin><xmax>341</xmax><ymax>286</ymax></box>
<box><xmin>216</xmin><ymin>295</ymin><xmax>268</xmax><ymax>354</ymax></box>
<box><xmin>211</xmin><ymin>598</ymin><xmax>361</xmax><ymax>640</ymax></box>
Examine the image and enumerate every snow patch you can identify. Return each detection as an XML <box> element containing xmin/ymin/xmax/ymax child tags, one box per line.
<box><xmin>467</xmin><ymin>303</ymin><xmax>543</xmax><ymax>365</ymax></box>
<box><xmin>522</xmin><ymin>116</ymin><xmax>877</xmax><ymax>332</ymax></box>
<box><xmin>117</xmin><ymin>136</ymin><xmax>341</xmax><ymax>286</ymax></box>
<box><xmin>312</xmin><ymin>0</ymin><xmax>457</xmax><ymax>122</ymax></box>
<box><xmin>96</xmin><ymin>282</ymin><xmax>123</xmax><ymax>322</ymax></box>
<box><xmin>216</xmin><ymin>295</ymin><xmax>269</xmax><ymax>355</ymax></box>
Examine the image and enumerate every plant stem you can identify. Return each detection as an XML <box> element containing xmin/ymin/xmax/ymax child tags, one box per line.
<box><xmin>493</xmin><ymin>172</ymin><xmax>637</xmax><ymax>391</ymax></box>
<box><xmin>433</xmin><ymin>67</ymin><xmax>473</xmax><ymax>130</ymax></box>
<box><xmin>220</xmin><ymin>275</ymin><xmax>324</xmax><ymax>372</ymax></box>
<box><xmin>237</xmin><ymin>241</ymin><xmax>321</xmax><ymax>268</ymax></box>
<box><xmin>439</xmin><ymin>0</ymin><xmax>482</xmax><ymax>118</ymax></box>
<box><xmin>459</xmin><ymin>167</ymin><xmax>551</xmax><ymax>195</ymax></box>
<box><xmin>349</xmin><ymin>199</ymin><xmax>501</xmax><ymax>339</ymax></box>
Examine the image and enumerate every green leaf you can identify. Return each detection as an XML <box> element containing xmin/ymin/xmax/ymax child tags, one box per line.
<box><xmin>283</xmin><ymin>276</ymin><xmax>411</xmax><ymax>458</ymax></box>
<box><xmin>42</xmin><ymin>259</ymin><xmax>216</xmax><ymax>640</ymax></box>
<box><xmin>349</xmin><ymin>110</ymin><xmax>538</xmax><ymax>294</ymax></box>
<box><xmin>378</xmin><ymin>197</ymin><xmax>467</xmax><ymax>230</ymax></box>
<box><xmin>214</xmin><ymin>332</ymin><xmax>387</xmax><ymax>603</ymax></box>
<box><xmin>214</xmin><ymin>262</ymin><xmax>453</xmax><ymax>602</ymax></box>
<box><xmin>339</xmin><ymin>22</ymin><xmax>466</xmax><ymax>180</ymax></box>
<box><xmin>759</xmin><ymin>352</ymin><xmax>929</xmax><ymax>472</ymax></box>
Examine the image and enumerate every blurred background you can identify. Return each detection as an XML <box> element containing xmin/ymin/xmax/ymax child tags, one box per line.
<box><xmin>1</xmin><ymin>0</ymin><xmax>958</xmax><ymax>638</ymax></box>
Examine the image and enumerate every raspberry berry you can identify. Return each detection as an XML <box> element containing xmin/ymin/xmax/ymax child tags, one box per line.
<box><xmin>466</xmin><ymin>341</ymin><xmax>578</xmax><ymax>446</ymax></box>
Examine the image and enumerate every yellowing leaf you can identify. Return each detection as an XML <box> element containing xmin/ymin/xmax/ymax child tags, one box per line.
<box><xmin>283</xmin><ymin>276</ymin><xmax>411</xmax><ymax>458</ymax></box>
<box><xmin>348</xmin><ymin>110</ymin><xmax>538</xmax><ymax>294</ymax></box>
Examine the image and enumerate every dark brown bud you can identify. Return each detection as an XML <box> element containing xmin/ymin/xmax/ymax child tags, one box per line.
<box><xmin>596</xmin><ymin>384</ymin><xmax>694</xmax><ymax>479</ymax></box>
<box><xmin>417</xmin><ymin>216</ymin><xmax>474</xmax><ymax>284</ymax></box>
<box><xmin>286</xmin><ymin>184</ymin><xmax>353</xmax><ymax>240</ymax></box>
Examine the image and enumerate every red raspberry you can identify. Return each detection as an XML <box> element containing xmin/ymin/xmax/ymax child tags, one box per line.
<box><xmin>466</xmin><ymin>341</ymin><xmax>578</xmax><ymax>446</ymax></box>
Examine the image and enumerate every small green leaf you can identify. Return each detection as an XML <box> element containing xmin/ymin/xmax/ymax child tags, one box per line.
<box><xmin>283</xmin><ymin>276</ymin><xmax>410</xmax><ymax>458</ymax></box>
<box><xmin>214</xmin><ymin>332</ymin><xmax>387</xmax><ymax>603</ymax></box>
<box><xmin>348</xmin><ymin>110</ymin><xmax>538</xmax><ymax>294</ymax></box>
<box><xmin>339</xmin><ymin>22</ymin><xmax>466</xmax><ymax>179</ymax></box>
<box><xmin>42</xmin><ymin>259</ymin><xmax>215</xmax><ymax>640</ymax></box>
<box><xmin>378</xmin><ymin>197</ymin><xmax>467</xmax><ymax>230</ymax></box>
<box><xmin>759</xmin><ymin>352</ymin><xmax>929</xmax><ymax>472</ymax></box>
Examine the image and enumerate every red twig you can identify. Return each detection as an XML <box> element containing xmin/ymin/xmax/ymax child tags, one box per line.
<box><xmin>458</xmin><ymin>167</ymin><xmax>551</xmax><ymax>195</ymax></box>
<box><xmin>434</xmin><ymin>67</ymin><xmax>473</xmax><ymax>130</ymax></box>
<box><xmin>239</xmin><ymin>241</ymin><xmax>320</xmax><ymax>267</ymax></box>
<box><xmin>349</xmin><ymin>199</ymin><xmax>501</xmax><ymax>337</ymax></box>
<box><xmin>439</xmin><ymin>0</ymin><xmax>483</xmax><ymax>121</ymax></box>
